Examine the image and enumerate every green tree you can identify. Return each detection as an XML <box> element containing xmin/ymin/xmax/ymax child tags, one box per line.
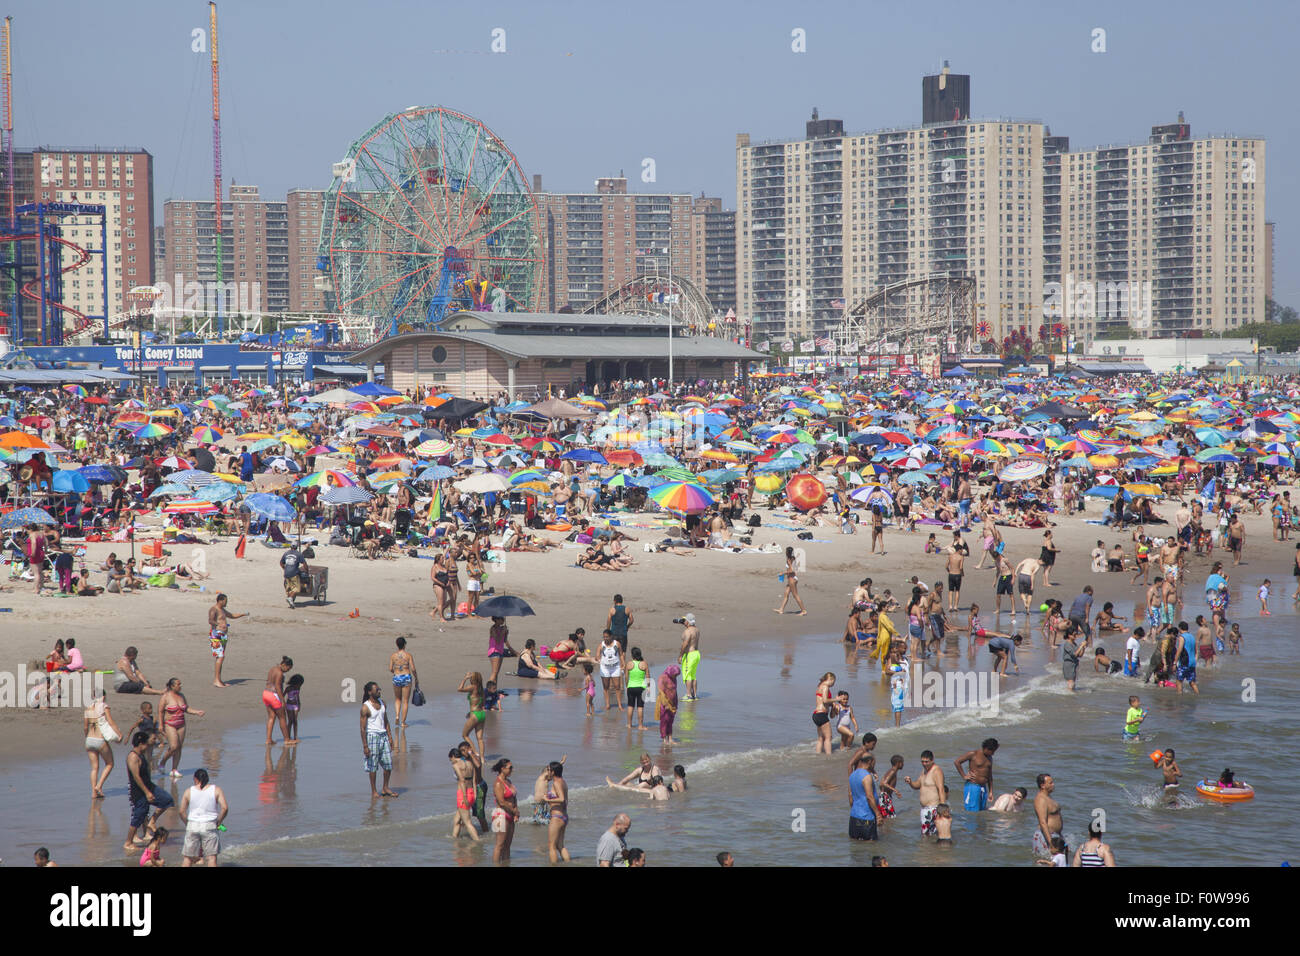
<box><xmin>1222</xmin><ymin>322</ymin><xmax>1300</xmax><ymax>352</ymax></box>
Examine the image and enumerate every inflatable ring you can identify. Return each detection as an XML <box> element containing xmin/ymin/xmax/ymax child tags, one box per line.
<box><xmin>1195</xmin><ymin>781</ymin><xmax>1254</xmax><ymax>802</ymax></box>
<box><xmin>546</xmin><ymin>523</ymin><xmax>572</xmax><ymax>532</ymax></box>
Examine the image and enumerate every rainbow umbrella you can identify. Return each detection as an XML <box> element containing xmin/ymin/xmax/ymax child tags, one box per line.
<box><xmin>63</xmin><ymin>384</ymin><xmax>88</xmax><ymax>397</ymax></box>
<box><xmin>295</xmin><ymin>469</ymin><xmax>357</xmax><ymax>488</ymax></box>
<box><xmin>163</xmin><ymin>498</ymin><xmax>219</xmax><ymax>514</ymax></box>
<box><xmin>415</xmin><ymin>438</ymin><xmax>453</xmax><ymax>457</ymax></box>
<box><xmin>650</xmin><ymin>481</ymin><xmax>716</xmax><ymax>513</ymax></box>
<box><xmin>191</xmin><ymin>425</ymin><xmax>224</xmax><ymax>443</ymax></box>
<box><xmin>130</xmin><ymin>423</ymin><xmax>174</xmax><ymax>440</ymax></box>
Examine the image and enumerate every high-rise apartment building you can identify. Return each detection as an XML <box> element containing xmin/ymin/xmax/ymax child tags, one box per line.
<box><xmin>536</xmin><ymin>176</ymin><xmax>733</xmax><ymax>313</ymax></box>
<box><xmin>287</xmin><ymin>189</ymin><xmax>327</xmax><ymax>312</ymax></box>
<box><xmin>7</xmin><ymin>147</ymin><xmax>154</xmax><ymax>326</ymax></box>
<box><xmin>736</xmin><ymin>71</ymin><xmax>1267</xmax><ymax>345</ymax></box>
<box><xmin>162</xmin><ymin>183</ymin><xmax>299</xmax><ymax>315</ymax></box>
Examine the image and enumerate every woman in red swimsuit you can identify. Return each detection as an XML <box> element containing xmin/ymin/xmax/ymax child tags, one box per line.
<box><xmin>491</xmin><ymin>758</ymin><xmax>519</xmax><ymax>863</ymax></box>
<box><xmin>157</xmin><ymin>678</ymin><xmax>204</xmax><ymax>778</ymax></box>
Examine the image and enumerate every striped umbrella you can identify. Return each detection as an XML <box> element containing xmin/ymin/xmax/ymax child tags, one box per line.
<box><xmin>785</xmin><ymin>473</ymin><xmax>828</xmax><ymax>512</ymax></box>
<box><xmin>148</xmin><ymin>484</ymin><xmax>191</xmax><ymax>499</ymax></box>
<box><xmin>130</xmin><ymin>423</ymin><xmax>174</xmax><ymax>440</ymax></box>
<box><xmin>174</xmin><ymin>470</ymin><xmax>218</xmax><ymax>487</ymax></box>
<box><xmin>296</xmin><ymin>469</ymin><xmax>358</xmax><ymax>488</ymax></box>
<box><xmin>414</xmin><ymin>439</ymin><xmax>453</xmax><ymax>457</ymax></box>
<box><xmin>649</xmin><ymin>481</ymin><xmax>716</xmax><ymax>513</ymax></box>
<box><xmin>163</xmin><ymin>499</ymin><xmax>219</xmax><ymax>515</ymax></box>
<box><xmin>321</xmin><ymin>486</ymin><xmax>375</xmax><ymax>505</ymax></box>
<box><xmin>654</xmin><ymin>466</ymin><xmax>702</xmax><ymax>484</ymax></box>
<box><xmin>191</xmin><ymin>425</ymin><xmax>224</xmax><ymax>443</ymax></box>
<box><xmin>63</xmin><ymin>384</ymin><xmax>88</xmax><ymax>397</ymax></box>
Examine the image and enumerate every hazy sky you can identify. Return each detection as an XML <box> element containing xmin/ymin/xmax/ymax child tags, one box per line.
<box><xmin>9</xmin><ymin>0</ymin><xmax>1297</xmax><ymax>304</ymax></box>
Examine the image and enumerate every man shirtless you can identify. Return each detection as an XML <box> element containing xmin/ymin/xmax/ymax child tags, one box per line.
<box><xmin>945</xmin><ymin>546</ymin><xmax>965</xmax><ymax>612</ymax></box>
<box><xmin>678</xmin><ymin>614</ymin><xmax>701</xmax><ymax>700</ymax></box>
<box><xmin>953</xmin><ymin>738</ymin><xmax>998</xmax><ymax>812</ymax></box>
<box><xmin>903</xmin><ymin>750</ymin><xmax>946</xmax><ymax>836</ymax></box>
<box><xmin>974</xmin><ymin>514</ymin><xmax>1000</xmax><ymax>570</ymax></box>
<box><xmin>1159</xmin><ymin>537</ymin><xmax>1183</xmax><ymax>596</ymax></box>
<box><xmin>1014</xmin><ymin>557</ymin><xmax>1043</xmax><ymax>616</ymax></box>
<box><xmin>706</xmin><ymin>509</ymin><xmax>728</xmax><ymax>547</ymax></box>
<box><xmin>208</xmin><ymin>593</ymin><xmax>247</xmax><ymax>688</ymax></box>
<box><xmin>1032</xmin><ymin>773</ymin><xmax>1062</xmax><ymax>858</ymax></box>
<box><xmin>993</xmin><ymin>551</ymin><xmax>1016</xmax><ymax>621</ymax></box>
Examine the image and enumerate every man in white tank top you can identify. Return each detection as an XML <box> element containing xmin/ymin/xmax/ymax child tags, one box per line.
<box><xmin>179</xmin><ymin>768</ymin><xmax>228</xmax><ymax>867</ymax></box>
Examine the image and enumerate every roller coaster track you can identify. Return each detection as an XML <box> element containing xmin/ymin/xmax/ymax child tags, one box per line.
<box><xmin>0</xmin><ymin>232</ymin><xmax>94</xmax><ymax>338</ymax></box>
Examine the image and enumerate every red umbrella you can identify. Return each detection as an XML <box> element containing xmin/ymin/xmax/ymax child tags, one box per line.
<box><xmin>785</xmin><ymin>473</ymin><xmax>828</xmax><ymax>512</ymax></box>
<box><xmin>83</xmin><ymin>396</ymin><xmax>110</xmax><ymax>405</ymax></box>
<box><xmin>19</xmin><ymin>415</ymin><xmax>53</xmax><ymax>428</ymax></box>
<box><xmin>604</xmin><ymin>449</ymin><xmax>643</xmax><ymax>467</ymax></box>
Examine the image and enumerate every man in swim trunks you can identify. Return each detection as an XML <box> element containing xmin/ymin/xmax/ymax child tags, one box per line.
<box><xmin>945</xmin><ymin>546</ymin><xmax>965</xmax><ymax>612</ymax></box>
<box><xmin>678</xmin><ymin>613</ymin><xmax>701</xmax><ymax>701</ymax></box>
<box><xmin>208</xmin><ymin>593</ymin><xmax>247</xmax><ymax>689</ymax></box>
<box><xmin>263</xmin><ymin>656</ymin><xmax>293</xmax><ymax>745</ymax></box>
<box><xmin>903</xmin><ymin>750</ymin><xmax>945</xmax><ymax>836</ymax></box>
<box><xmin>993</xmin><ymin>551</ymin><xmax>1016</xmax><ymax>622</ymax></box>
<box><xmin>1032</xmin><ymin>773</ymin><xmax>1062</xmax><ymax>857</ymax></box>
<box><xmin>953</xmin><ymin>738</ymin><xmax>998</xmax><ymax>812</ymax></box>
<box><xmin>1014</xmin><ymin>557</ymin><xmax>1043</xmax><ymax>617</ymax></box>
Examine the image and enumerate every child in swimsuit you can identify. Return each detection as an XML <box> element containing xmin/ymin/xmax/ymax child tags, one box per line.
<box><xmin>285</xmin><ymin>674</ymin><xmax>304</xmax><ymax>744</ymax></box>
<box><xmin>139</xmin><ymin>827</ymin><xmax>168</xmax><ymax>867</ymax></box>
<box><xmin>582</xmin><ymin>664</ymin><xmax>596</xmax><ymax>717</ymax></box>
<box><xmin>878</xmin><ymin>755</ymin><xmax>903</xmax><ymax>819</ymax></box>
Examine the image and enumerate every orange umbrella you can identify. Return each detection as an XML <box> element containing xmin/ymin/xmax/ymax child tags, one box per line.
<box><xmin>785</xmin><ymin>473</ymin><xmax>828</xmax><ymax>512</ymax></box>
<box><xmin>0</xmin><ymin>431</ymin><xmax>48</xmax><ymax>449</ymax></box>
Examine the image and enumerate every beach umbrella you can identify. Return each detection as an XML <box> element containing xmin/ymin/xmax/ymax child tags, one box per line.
<box><xmin>473</xmin><ymin>595</ymin><xmax>536</xmax><ymax>618</ymax></box>
<box><xmin>453</xmin><ymin>472</ymin><xmax>509</xmax><ymax>494</ymax></box>
<box><xmin>191</xmin><ymin>425</ymin><xmax>224</xmax><ymax>444</ymax></box>
<box><xmin>174</xmin><ymin>470</ymin><xmax>218</xmax><ymax>488</ymax></box>
<box><xmin>1083</xmin><ymin>485</ymin><xmax>1132</xmax><ymax>501</ymax></box>
<box><xmin>785</xmin><ymin>473</ymin><xmax>828</xmax><ymax>512</ymax></box>
<box><xmin>321</xmin><ymin>486</ymin><xmax>375</xmax><ymax>505</ymax></box>
<box><xmin>196</xmin><ymin>482</ymin><xmax>241</xmax><ymax>503</ymax></box>
<box><xmin>1</xmin><ymin>506</ymin><xmax>57</xmax><ymax>529</ymax></box>
<box><xmin>1122</xmin><ymin>483</ymin><xmax>1163</xmax><ymax>498</ymax></box>
<box><xmin>997</xmin><ymin>459</ymin><xmax>1047</xmax><ymax>482</ymax></box>
<box><xmin>561</xmin><ymin>448</ymin><xmax>607</xmax><ymax>464</ymax></box>
<box><xmin>0</xmin><ymin>431</ymin><xmax>47</xmax><ymax>449</ymax></box>
<box><xmin>1194</xmin><ymin>447</ymin><xmax>1240</xmax><ymax>464</ymax></box>
<box><xmin>898</xmin><ymin>470</ymin><xmax>934</xmax><ymax>485</ymax></box>
<box><xmin>263</xmin><ymin>456</ymin><xmax>303</xmax><ymax>473</ymax></box>
<box><xmin>849</xmin><ymin>484</ymin><xmax>894</xmax><ymax>509</ymax></box>
<box><xmin>654</xmin><ymin>466</ymin><xmax>701</xmax><ymax>484</ymax></box>
<box><xmin>414</xmin><ymin>438</ymin><xmax>454</xmax><ymax>457</ymax></box>
<box><xmin>157</xmin><ymin>456</ymin><xmax>193</xmax><ymax>471</ymax></box>
<box><xmin>417</xmin><ymin>465</ymin><xmax>456</xmax><ymax>481</ymax></box>
<box><xmin>649</xmin><ymin>481</ymin><xmax>716</xmax><ymax>513</ymax></box>
<box><xmin>51</xmin><ymin>470</ymin><xmax>90</xmax><ymax>494</ymax></box>
<box><xmin>130</xmin><ymin>423</ymin><xmax>174</xmax><ymax>441</ymax></box>
<box><xmin>77</xmin><ymin>465</ymin><xmax>123</xmax><ymax>484</ymax></box>
<box><xmin>296</xmin><ymin>469</ymin><xmax>357</xmax><ymax>488</ymax></box>
<box><xmin>148</xmin><ymin>484</ymin><xmax>191</xmax><ymax>499</ymax></box>
<box><xmin>243</xmin><ymin>493</ymin><xmax>297</xmax><ymax>522</ymax></box>
<box><xmin>163</xmin><ymin>499</ymin><xmax>219</xmax><ymax>515</ymax></box>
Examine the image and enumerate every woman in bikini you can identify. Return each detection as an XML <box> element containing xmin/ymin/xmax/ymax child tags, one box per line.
<box><xmin>430</xmin><ymin>554</ymin><xmax>451</xmax><ymax>622</ymax></box>
<box><xmin>156</xmin><ymin>678</ymin><xmax>204</xmax><ymax>778</ymax></box>
<box><xmin>263</xmin><ymin>657</ymin><xmax>293</xmax><ymax>746</ymax></box>
<box><xmin>491</xmin><ymin>758</ymin><xmax>519</xmax><ymax>864</ymax></box>
<box><xmin>812</xmin><ymin>672</ymin><xmax>836</xmax><ymax>754</ymax></box>
<box><xmin>458</xmin><ymin>671</ymin><xmax>487</xmax><ymax>756</ymax></box>
<box><xmin>774</xmin><ymin>546</ymin><xmax>807</xmax><ymax>615</ymax></box>
<box><xmin>83</xmin><ymin>696</ymin><xmax>122</xmax><ymax>798</ymax></box>
<box><xmin>449</xmin><ymin>747</ymin><xmax>480</xmax><ymax>842</ymax></box>
<box><xmin>544</xmin><ymin>760</ymin><xmax>571</xmax><ymax>863</ymax></box>
<box><xmin>389</xmin><ymin>637</ymin><xmax>417</xmax><ymax>727</ymax></box>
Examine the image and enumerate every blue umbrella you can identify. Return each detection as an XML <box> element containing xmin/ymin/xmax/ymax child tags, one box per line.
<box><xmin>1</xmin><ymin>506</ymin><xmax>57</xmax><ymax>529</ymax></box>
<box><xmin>1083</xmin><ymin>485</ymin><xmax>1133</xmax><ymax>501</ymax></box>
<box><xmin>197</xmin><ymin>482</ymin><xmax>241</xmax><ymax>503</ymax></box>
<box><xmin>242</xmin><ymin>492</ymin><xmax>296</xmax><ymax>522</ymax></box>
<box><xmin>149</xmin><ymin>484</ymin><xmax>191</xmax><ymax>499</ymax></box>
<box><xmin>77</xmin><ymin>465</ymin><xmax>121</xmax><ymax>484</ymax></box>
<box><xmin>52</xmin><ymin>470</ymin><xmax>90</xmax><ymax>493</ymax></box>
<box><xmin>417</xmin><ymin>465</ymin><xmax>455</xmax><ymax>480</ymax></box>
<box><xmin>561</xmin><ymin>448</ymin><xmax>607</xmax><ymax>464</ymax></box>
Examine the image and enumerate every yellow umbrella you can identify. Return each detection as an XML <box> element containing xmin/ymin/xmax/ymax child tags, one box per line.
<box><xmin>1123</xmin><ymin>482</ymin><xmax>1162</xmax><ymax>498</ymax></box>
<box><xmin>278</xmin><ymin>432</ymin><xmax>309</xmax><ymax>450</ymax></box>
<box><xmin>1087</xmin><ymin>454</ymin><xmax>1120</xmax><ymax>469</ymax></box>
<box><xmin>149</xmin><ymin>408</ymin><xmax>181</xmax><ymax>418</ymax></box>
<box><xmin>240</xmin><ymin>432</ymin><xmax>273</xmax><ymax>440</ymax></box>
<box><xmin>754</xmin><ymin>474</ymin><xmax>783</xmax><ymax>493</ymax></box>
<box><xmin>700</xmin><ymin>449</ymin><xmax>740</xmax><ymax>463</ymax></box>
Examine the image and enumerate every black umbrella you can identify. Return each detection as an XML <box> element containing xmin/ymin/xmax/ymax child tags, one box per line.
<box><xmin>473</xmin><ymin>595</ymin><xmax>536</xmax><ymax>618</ymax></box>
<box><xmin>422</xmin><ymin>397</ymin><xmax>490</xmax><ymax>421</ymax></box>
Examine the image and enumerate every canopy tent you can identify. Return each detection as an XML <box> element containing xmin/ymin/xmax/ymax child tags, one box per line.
<box><xmin>516</xmin><ymin>396</ymin><xmax>599</xmax><ymax>420</ymax></box>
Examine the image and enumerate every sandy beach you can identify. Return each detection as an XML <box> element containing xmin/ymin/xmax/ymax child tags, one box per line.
<box><xmin>4</xmin><ymin>494</ymin><xmax>1292</xmax><ymax>778</ymax></box>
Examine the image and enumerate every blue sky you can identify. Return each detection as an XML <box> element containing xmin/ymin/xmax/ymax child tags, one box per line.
<box><xmin>10</xmin><ymin>0</ymin><xmax>1298</xmax><ymax>304</ymax></box>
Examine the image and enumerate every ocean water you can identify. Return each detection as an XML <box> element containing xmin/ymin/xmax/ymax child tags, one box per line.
<box><xmin>4</xmin><ymin>569</ymin><xmax>1294</xmax><ymax>867</ymax></box>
